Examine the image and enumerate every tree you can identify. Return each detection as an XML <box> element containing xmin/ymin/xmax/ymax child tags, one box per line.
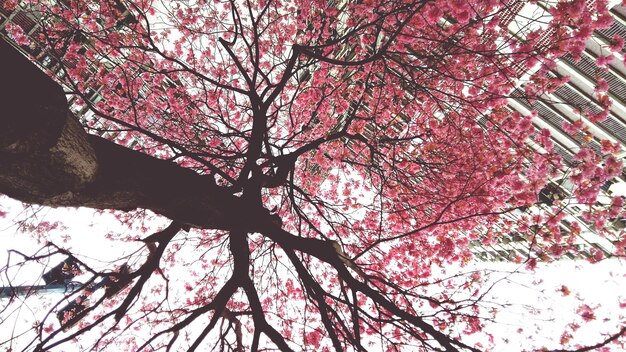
<box><xmin>0</xmin><ymin>0</ymin><xmax>625</xmax><ymax>350</ymax></box>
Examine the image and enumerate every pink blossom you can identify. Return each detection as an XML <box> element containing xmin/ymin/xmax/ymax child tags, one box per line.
<box><xmin>589</xmin><ymin>110</ymin><xmax>609</xmax><ymax>123</ymax></box>
<box><xmin>2</xmin><ymin>0</ymin><xmax>17</xmax><ymax>11</ymax></box>
<box><xmin>576</xmin><ymin>304</ymin><xmax>597</xmax><ymax>321</ymax></box>
<box><xmin>609</xmin><ymin>196</ymin><xmax>624</xmax><ymax>217</ymax></box>
<box><xmin>594</xmin><ymin>14</ymin><xmax>614</xmax><ymax>29</ymax></box>
<box><xmin>43</xmin><ymin>324</ymin><xmax>55</xmax><ymax>334</ymax></box>
<box><xmin>604</xmin><ymin>155</ymin><xmax>623</xmax><ymax>178</ymax></box>
<box><xmin>573</xmin><ymin>147</ymin><xmax>595</xmax><ymax>163</ymax></box>
<box><xmin>609</xmin><ymin>34</ymin><xmax>625</xmax><ymax>52</ymax></box>
<box><xmin>594</xmin><ymin>78</ymin><xmax>609</xmax><ymax>94</ymax></box>
<box><xmin>600</xmin><ymin>140</ymin><xmax>620</xmax><ymax>154</ymax></box>
<box><xmin>455</xmin><ymin>10</ymin><xmax>471</xmax><ymax>24</ymax></box>
<box><xmin>562</xmin><ymin>120</ymin><xmax>583</xmax><ymax>134</ymax></box>
<box><xmin>596</xmin><ymin>55</ymin><xmax>613</xmax><ymax>67</ymax></box>
<box><xmin>208</xmin><ymin>137</ymin><xmax>221</xmax><ymax>147</ymax></box>
<box><xmin>510</xmin><ymin>178</ymin><xmax>526</xmax><ymax>192</ymax></box>
<box><xmin>5</xmin><ymin>23</ymin><xmax>30</xmax><ymax>46</ymax></box>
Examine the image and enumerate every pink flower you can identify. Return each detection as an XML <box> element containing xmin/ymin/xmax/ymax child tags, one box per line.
<box><xmin>449</xmin><ymin>0</ymin><xmax>467</xmax><ymax>12</ymax></box>
<box><xmin>425</xmin><ymin>5</ymin><xmax>443</xmax><ymax>23</ymax></box>
<box><xmin>208</xmin><ymin>137</ymin><xmax>221</xmax><ymax>147</ymax></box>
<box><xmin>2</xmin><ymin>0</ymin><xmax>17</xmax><ymax>11</ymax></box>
<box><xmin>455</xmin><ymin>10</ymin><xmax>471</xmax><ymax>23</ymax></box>
<box><xmin>573</xmin><ymin>147</ymin><xmax>595</xmax><ymax>163</ymax></box>
<box><xmin>576</xmin><ymin>304</ymin><xmax>596</xmax><ymax>321</ymax></box>
<box><xmin>535</xmin><ymin>128</ymin><xmax>552</xmax><ymax>146</ymax></box>
<box><xmin>594</xmin><ymin>78</ymin><xmax>609</xmax><ymax>94</ymax></box>
<box><xmin>596</xmin><ymin>55</ymin><xmax>613</xmax><ymax>67</ymax></box>
<box><xmin>562</xmin><ymin>120</ymin><xmax>582</xmax><ymax>134</ymax></box>
<box><xmin>594</xmin><ymin>14</ymin><xmax>614</xmax><ymax>29</ymax></box>
<box><xmin>609</xmin><ymin>196</ymin><xmax>624</xmax><ymax>217</ymax></box>
<box><xmin>5</xmin><ymin>23</ymin><xmax>30</xmax><ymax>46</ymax></box>
<box><xmin>604</xmin><ymin>155</ymin><xmax>623</xmax><ymax>178</ymax></box>
<box><xmin>600</xmin><ymin>139</ymin><xmax>620</xmax><ymax>154</ymax></box>
<box><xmin>589</xmin><ymin>110</ymin><xmax>609</xmax><ymax>123</ymax></box>
<box><xmin>510</xmin><ymin>178</ymin><xmax>526</xmax><ymax>192</ymax></box>
<box><xmin>609</xmin><ymin>34</ymin><xmax>625</xmax><ymax>52</ymax></box>
<box><xmin>589</xmin><ymin>248</ymin><xmax>604</xmax><ymax>263</ymax></box>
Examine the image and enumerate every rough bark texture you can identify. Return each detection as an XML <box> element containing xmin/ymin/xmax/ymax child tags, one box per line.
<box><xmin>0</xmin><ymin>38</ymin><xmax>97</xmax><ymax>198</ymax></box>
<box><xmin>0</xmin><ymin>38</ymin><xmax>67</xmax><ymax>152</ymax></box>
<box><xmin>0</xmin><ymin>38</ymin><xmax>242</xmax><ymax>230</ymax></box>
<box><xmin>78</xmin><ymin>134</ymin><xmax>241</xmax><ymax>228</ymax></box>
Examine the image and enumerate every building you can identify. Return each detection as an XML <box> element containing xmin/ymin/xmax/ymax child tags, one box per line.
<box><xmin>471</xmin><ymin>0</ymin><xmax>626</xmax><ymax>261</ymax></box>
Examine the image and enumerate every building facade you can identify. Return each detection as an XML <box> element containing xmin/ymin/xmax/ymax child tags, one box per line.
<box><xmin>472</xmin><ymin>1</ymin><xmax>626</xmax><ymax>261</ymax></box>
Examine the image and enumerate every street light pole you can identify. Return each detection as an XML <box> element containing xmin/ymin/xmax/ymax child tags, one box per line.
<box><xmin>0</xmin><ymin>256</ymin><xmax>129</xmax><ymax>329</ymax></box>
<box><xmin>0</xmin><ymin>283</ymin><xmax>81</xmax><ymax>299</ymax></box>
<box><xmin>0</xmin><ymin>257</ymin><xmax>81</xmax><ymax>299</ymax></box>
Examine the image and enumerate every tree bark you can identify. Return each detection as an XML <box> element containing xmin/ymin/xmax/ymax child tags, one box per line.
<box><xmin>0</xmin><ymin>38</ymin><xmax>242</xmax><ymax>229</ymax></box>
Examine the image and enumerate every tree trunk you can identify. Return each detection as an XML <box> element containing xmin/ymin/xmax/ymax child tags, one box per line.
<box><xmin>0</xmin><ymin>38</ymin><xmax>241</xmax><ymax>229</ymax></box>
